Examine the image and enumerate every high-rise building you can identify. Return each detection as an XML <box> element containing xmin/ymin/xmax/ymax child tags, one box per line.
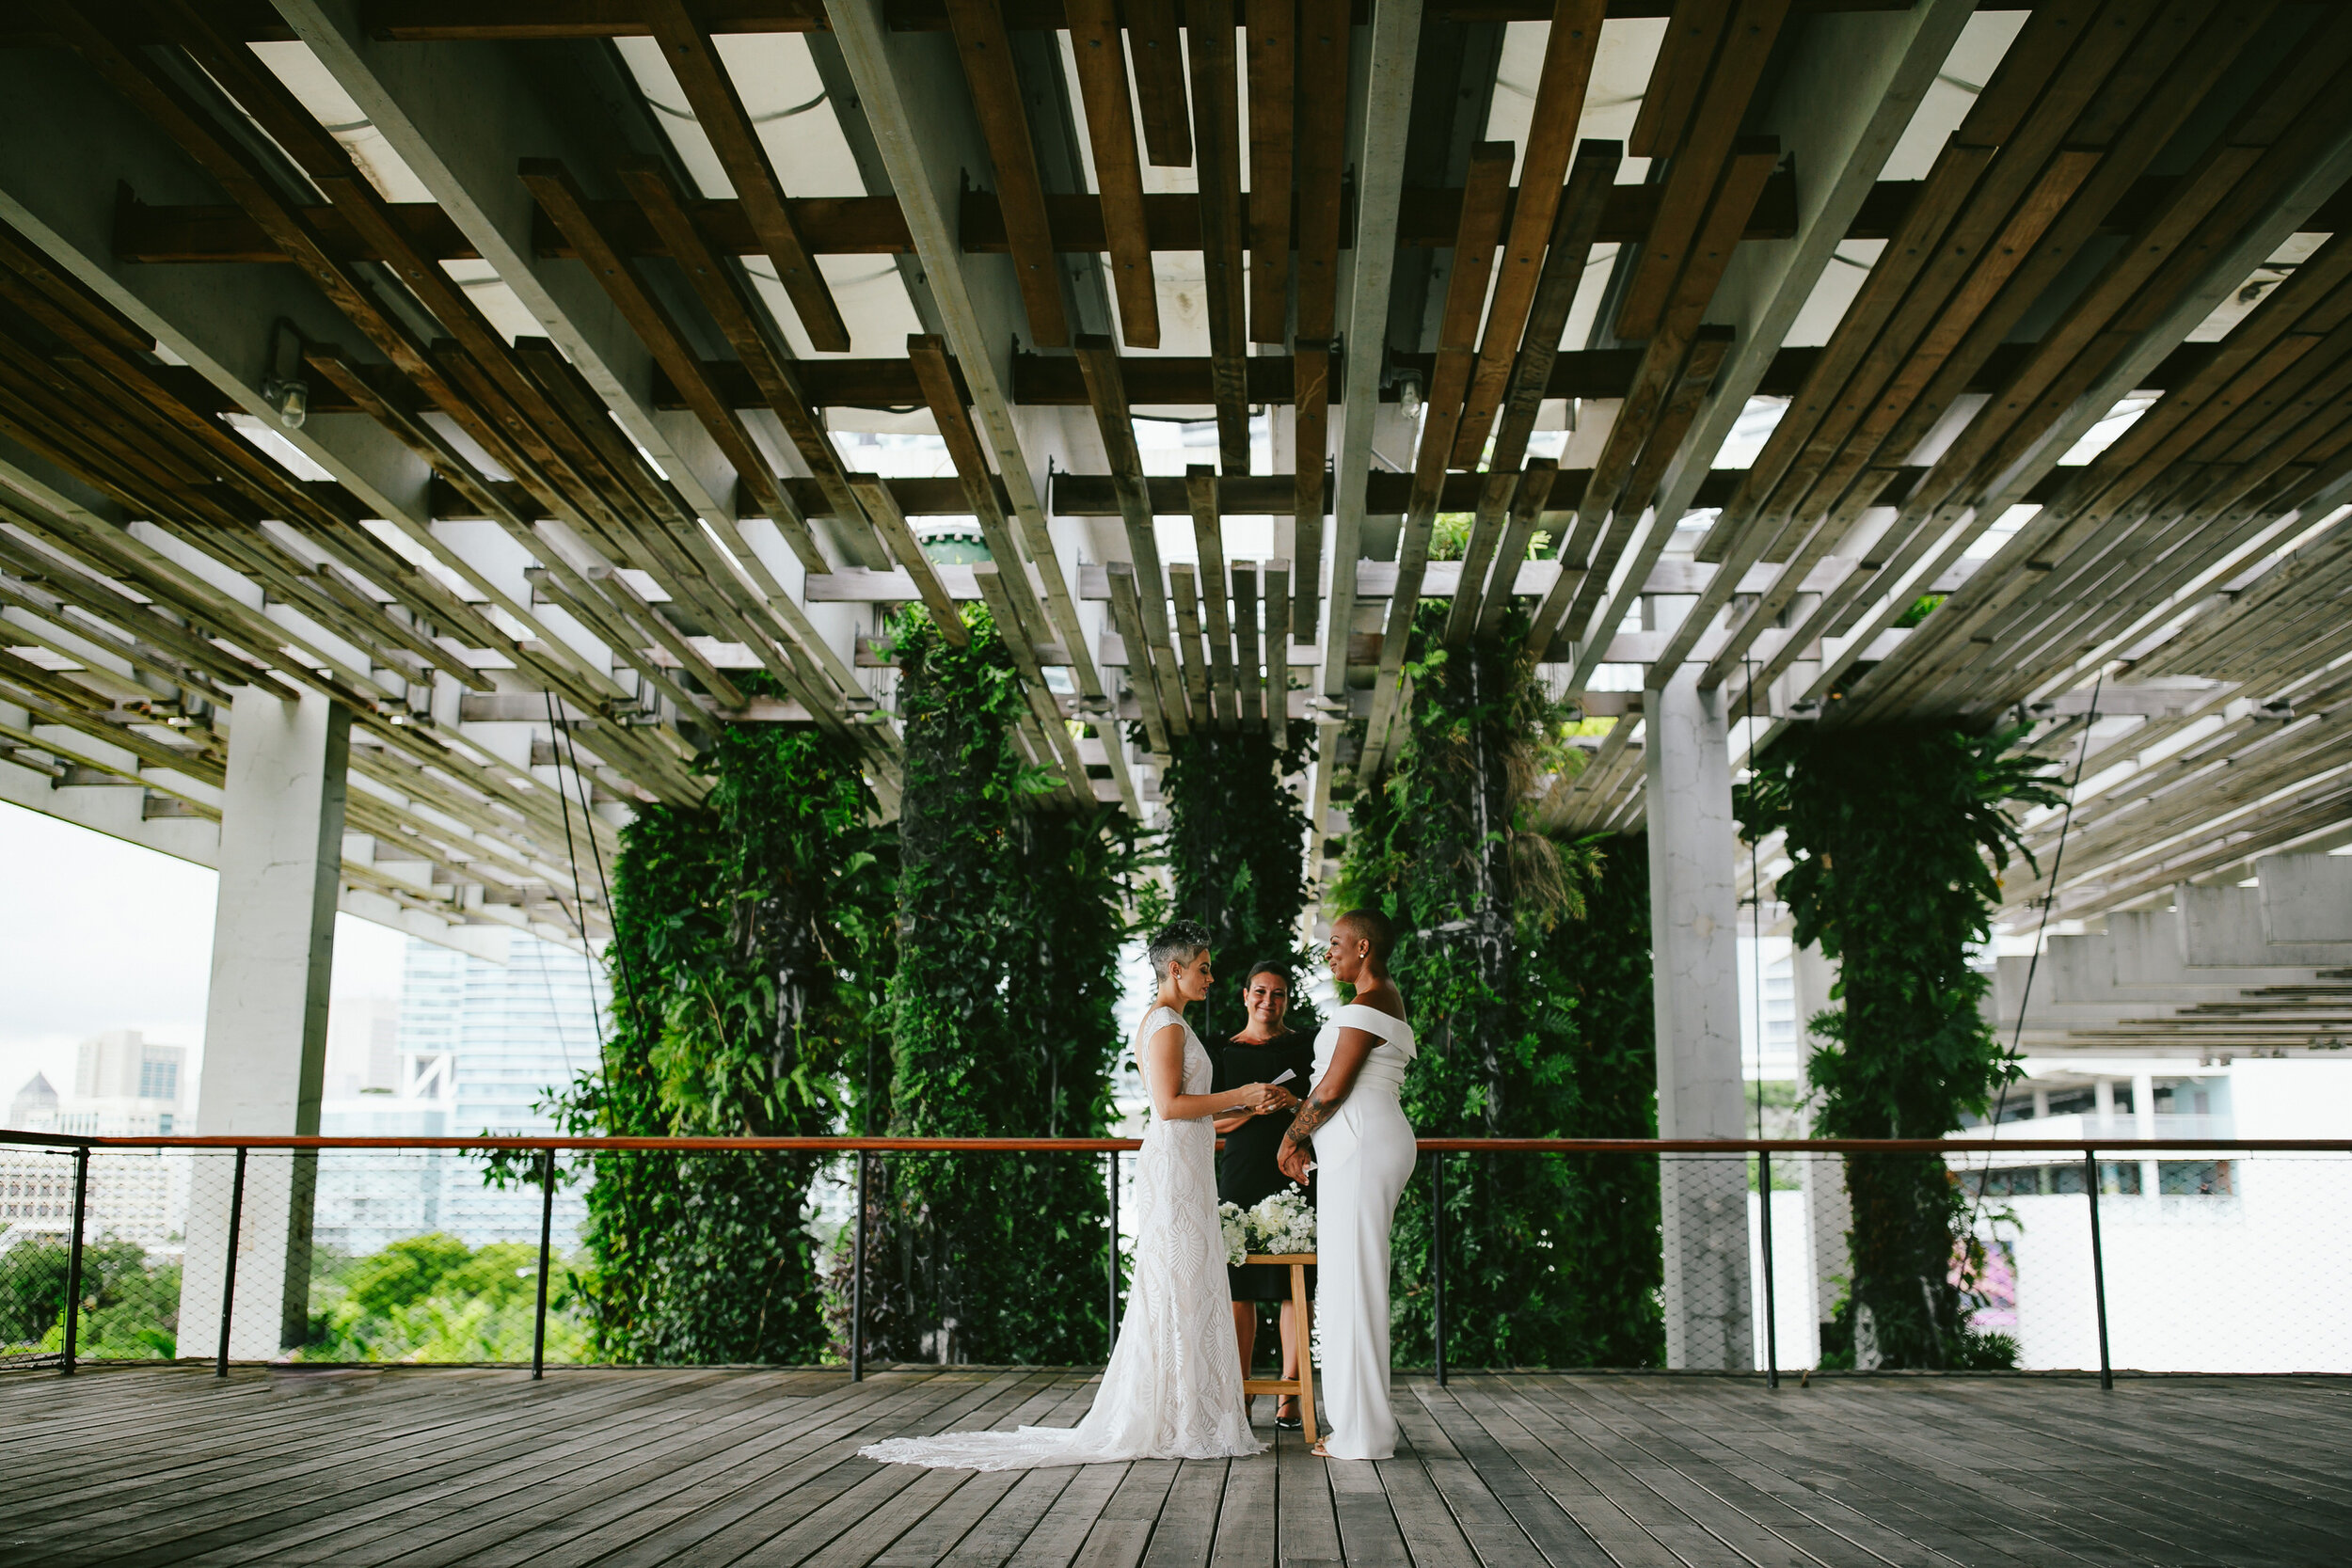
<box><xmin>2</xmin><ymin>1033</ymin><xmax>192</xmax><ymax>1253</ymax></box>
<box><xmin>314</xmin><ymin>929</ymin><xmax>605</xmax><ymax>1254</ymax></box>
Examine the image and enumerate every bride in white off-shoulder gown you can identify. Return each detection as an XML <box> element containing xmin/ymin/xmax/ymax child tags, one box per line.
<box><xmin>862</xmin><ymin>922</ymin><xmax>1289</xmax><ymax>1471</ymax></box>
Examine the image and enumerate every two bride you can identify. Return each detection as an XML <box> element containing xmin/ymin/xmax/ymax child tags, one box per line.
<box><xmin>860</xmin><ymin>911</ymin><xmax>1416</xmax><ymax>1469</ymax></box>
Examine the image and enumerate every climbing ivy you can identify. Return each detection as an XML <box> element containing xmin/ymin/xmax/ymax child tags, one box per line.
<box><xmin>556</xmin><ymin>681</ymin><xmax>895</xmax><ymax>1364</ymax></box>
<box><xmin>848</xmin><ymin>605</ymin><xmax>1159</xmax><ymax>1365</ymax></box>
<box><xmin>1737</xmin><ymin>721</ymin><xmax>2058</xmax><ymax>1370</ymax></box>
<box><xmin>1334</xmin><ymin>601</ymin><xmax>1663</xmax><ymax>1367</ymax></box>
<box><xmin>1159</xmin><ymin>724</ymin><xmax>1318</xmax><ymax>1041</ymax></box>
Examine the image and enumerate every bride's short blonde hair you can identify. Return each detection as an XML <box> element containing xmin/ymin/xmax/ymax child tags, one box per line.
<box><xmin>1146</xmin><ymin>919</ymin><xmax>1212</xmax><ymax>980</ymax></box>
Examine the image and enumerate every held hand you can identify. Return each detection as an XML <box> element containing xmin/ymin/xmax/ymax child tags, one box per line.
<box><xmin>1276</xmin><ymin>1136</ymin><xmax>1311</xmax><ymax>1185</ymax></box>
<box><xmin>1259</xmin><ymin>1085</ymin><xmax>1299</xmax><ymax>1115</ymax></box>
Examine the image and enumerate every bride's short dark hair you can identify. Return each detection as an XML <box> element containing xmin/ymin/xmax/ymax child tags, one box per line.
<box><xmin>1147</xmin><ymin>919</ymin><xmax>1213</xmax><ymax>978</ymax></box>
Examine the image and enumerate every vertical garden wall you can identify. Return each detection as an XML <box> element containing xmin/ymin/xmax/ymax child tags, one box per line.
<box><xmin>855</xmin><ymin>607</ymin><xmax>1152</xmax><ymax>1365</ymax></box>
<box><xmin>560</xmin><ymin>681</ymin><xmax>896</xmax><ymax>1364</ymax></box>
<box><xmin>1159</xmin><ymin>724</ymin><xmax>1317</xmax><ymax>1040</ymax></box>
<box><xmin>1738</xmin><ymin>721</ymin><xmax>2058</xmax><ymax>1370</ymax></box>
<box><xmin>1336</xmin><ymin>603</ymin><xmax>1663</xmax><ymax>1368</ymax></box>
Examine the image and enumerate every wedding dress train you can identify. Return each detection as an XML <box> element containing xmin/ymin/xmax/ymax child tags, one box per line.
<box><xmin>860</xmin><ymin>1006</ymin><xmax>1262</xmax><ymax>1470</ymax></box>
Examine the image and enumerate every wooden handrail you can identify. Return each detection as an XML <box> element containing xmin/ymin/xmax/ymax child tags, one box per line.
<box><xmin>4</xmin><ymin>1131</ymin><xmax>2347</xmax><ymax>1154</ymax></box>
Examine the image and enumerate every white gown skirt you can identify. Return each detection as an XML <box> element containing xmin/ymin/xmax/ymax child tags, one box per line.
<box><xmin>859</xmin><ymin>1105</ymin><xmax>1261</xmax><ymax>1470</ymax></box>
<box><xmin>1313</xmin><ymin>1085</ymin><xmax>1418</xmax><ymax>1460</ymax></box>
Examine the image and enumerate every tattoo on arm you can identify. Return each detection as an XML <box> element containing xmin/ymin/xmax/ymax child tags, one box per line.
<box><xmin>1282</xmin><ymin>1095</ymin><xmax>1339</xmax><ymax>1150</ymax></box>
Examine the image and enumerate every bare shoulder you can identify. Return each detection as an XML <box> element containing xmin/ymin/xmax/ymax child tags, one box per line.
<box><xmin>1345</xmin><ymin>985</ymin><xmax>1408</xmax><ymax>1026</ymax></box>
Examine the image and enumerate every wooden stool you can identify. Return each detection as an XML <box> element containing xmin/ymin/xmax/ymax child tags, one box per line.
<box><xmin>1238</xmin><ymin>1252</ymin><xmax>1317</xmax><ymax>1444</ymax></box>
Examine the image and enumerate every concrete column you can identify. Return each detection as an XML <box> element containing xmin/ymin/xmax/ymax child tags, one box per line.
<box><xmin>1791</xmin><ymin>940</ymin><xmax>1850</xmax><ymax>1346</ymax></box>
<box><xmin>2133</xmin><ymin>1070</ymin><xmax>2159</xmax><ymax>1200</ymax></box>
<box><xmin>1645</xmin><ymin>665</ymin><xmax>1754</xmax><ymax>1369</ymax></box>
<box><xmin>178</xmin><ymin>688</ymin><xmax>351</xmax><ymax>1358</ymax></box>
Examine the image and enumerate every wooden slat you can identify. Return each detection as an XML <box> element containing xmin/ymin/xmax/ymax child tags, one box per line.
<box><xmin>1487</xmin><ymin>139</ymin><xmax>1622</xmax><ymax>475</ymax></box>
<box><xmin>853</xmin><ymin>475</ymin><xmax>968</xmax><ymax>642</ymax></box>
<box><xmin>974</xmin><ymin>563</ymin><xmax>1095</xmax><ymax>806</ymax></box>
<box><xmin>1263</xmin><ymin>562</ymin><xmax>1292</xmax><ymax>750</ymax></box>
<box><xmin>1073</xmin><ymin>334</ymin><xmax>1191</xmax><ymax>734</ymax></box>
<box><xmin>1107</xmin><ymin>561</ymin><xmax>1176</xmax><ymax>752</ymax></box>
<box><xmin>1124</xmin><ymin>0</ymin><xmax>1193</xmax><ymax>168</ymax></box>
<box><xmin>1443</xmin><ymin>469</ymin><xmax>1521</xmax><ymax>646</ymax></box>
<box><xmin>946</xmin><ymin>0</ymin><xmax>1072</xmax><ymax>346</ymax></box>
<box><xmin>1613</xmin><ymin>0</ymin><xmax>1792</xmax><ymax>341</ymax></box>
<box><xmin>1233</xmin><ymin>560</ymin><xmax>1264</xmax><ymax>728</ymax></box>
<box><xmin>1450</xmin><ymin>0</ymin><xmax>1608</xmax><ymax>467</ymax></box>
<box><xmin>1169</xmin><ymin>563</ymin><xmax>1215</xmax><ymax>728</ymax></box>
<box><xmin>1292</xmin><ymin>342</ymin><xmax>1333</xmax><ymax>642</ymax></box>
<box><xmin>1188</xmin><ymin>467</ymin><xmax>1241</xmax><ymax>730</ymax></box>
<box><xmin>644</xmin><ymin>0</ymin><xmax>850</xmax><ymax>350</ymax></box>
<box><xmin>908</xmin><ymin>334</ymin><xmax>1058</xmax><ymax>653</ymax></box>
<box><xmin>1475</xmin><ymin>458</ymin><xmax>1558</xmax><ymax>639</ymax></box>
<box><xmin>1245</xmin><ymin>0</ymin><xmax>1296</xmax><ymax>344</ymax></box>
<box><xmin>1189</xmin><ymin>0</ymin><xmax>1252</xmax><ymax>472</ymax></box>
<box><xmin>1064</xmin><ymin>0</ymin><xmax>1161</xmax><ymax>348</ymax></box>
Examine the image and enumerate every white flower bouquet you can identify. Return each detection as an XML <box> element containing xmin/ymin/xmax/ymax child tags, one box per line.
<box><xmin>1218</xmin><ymin>1188</ymin><xmax>1316</xmax><ymax>1268</ymax></box>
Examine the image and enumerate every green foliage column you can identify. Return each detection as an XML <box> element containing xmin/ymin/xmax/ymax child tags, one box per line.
<box><xmin>564</xmin><ymin>695</ymin><xmax>895</xmax><ymax>1364</ymax></box>
<box><xmin>1160</xmin><ymin>725</ymin><xmax>1316</xmax><ymax>1038</ymax></box>
<box><xmin>1738</xmin><ymin>722</ymin><xmax>2056</xmax><ymax>1370</ymax></box>
<box><xmin>1336</xmin><ymin>602</ymin><xmax>1663</xmax><ymax>1367</ymax></box>
<box><xmin>862</xmin><ymin>608</ymin><xmax>1150</xmax><ymax>1364</ymax></box>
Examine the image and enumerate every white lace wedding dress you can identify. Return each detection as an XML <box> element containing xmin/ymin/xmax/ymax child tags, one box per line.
<box><xmin>860</xmin><ymin>1006</ymin><xmax>1263</xmax><ymax>1470</ymax></box>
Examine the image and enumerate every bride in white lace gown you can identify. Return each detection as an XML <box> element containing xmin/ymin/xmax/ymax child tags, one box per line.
<box><xmin>862</xmin><ymin>921</ymin><xmax>1292</xmax><ymax>1470</ymax></box>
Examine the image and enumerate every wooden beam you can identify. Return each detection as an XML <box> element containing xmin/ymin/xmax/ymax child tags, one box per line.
<box><xmin>1613</xmin><ymin>0</ymin><xmax>1792</xmax><ymax>341</ymax></box>
<box><xmin>851</xmin><ymin>474</ymin><xmax>968</xmax><ymax>642</ymax></box>
<box><xmin>1488</xmin><ymin>139</ymin><xmax>1621</xmax><ymax>473</ymax></box>
<box><xmin>1450</xmin><ymin>0</ymin><xmax>1607</xmax><ymax>467</ymax></box>
<box><xmin>1168</xmin><ymin>562</ymin><xmax>1215</xmax><ymax>730</ymax></box>
<box><xmin>1475</xmin><ymin>457</ymin><xmax>1558</xmax><ymax>639</ymax></box>
<box><xmin>644</xmin><ymin>0</ymin><xmax>850</xmax><ymax>350</ymax></box>
<box><xmin>1442</xmin><ymin>469</ymin><xmax>1520</xmax><ymax>646</ymax></box>
<box><xmin>1106</xmin><ymin>560</ymin><xmax>1175</xmax><ymax>752</ymax></box>
<box><xmin>1233</xmin><ymin>559</ymin><xmax>1264</xmax><ymax>728</ymax></box>
<box><xmin>1062</xmin><ymin>0</ymin><xmax>1160</xmax><ymax>347</ymax></box>
<box><xmin>973</xmin><ymin>562</ymin><xmax>1093</xmax><ymax>808</ymax></box>
<box><xmin>1263</xmin><ymin>561</ymin><xmax>1292</xmax><ymax>751</ymax></box>
<box><xmin>1188</xmin><ymin>466</ymin><xmax>1239</xmax><ymax>729</ymax></box>
<box><xmin>1245</xmin><ymin>0</ymin><xmax>1296</xmax><ymax>344</ymax></box>
<box><xmin>907</xmin><ymin>334</ymin><xmax>1057</xmax><ymax>653</ymax></box>
<box><xmin>945</xmin><ymin>0</ymin><xmax>1071</xmax><ymax>346</ymax></box>
<box><xmin>1073</xmin><ymin>332</ymin><xmax>1188</xmax><ymax>729</ymax></box>
<box><xmin>612</xmin><ymin>155</ymin><xmax>872</xmax><ymax>561</ymax></box>
<box><xmin>1291</xmin><ymin>341</ymin><xmax>1332</xmax><ymax>641</ymax></box>
<box><xmin>1189</xmin><ymin>0</ymin><xmax>1252</xmax><ymax>472</ymax></box>
<box><xmin>1123</xmin><ymin>0</ymin><xmax>1193</xmax><ymax>167</ymax></box>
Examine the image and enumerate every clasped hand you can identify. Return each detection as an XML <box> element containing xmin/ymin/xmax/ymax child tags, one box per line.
<box><xmin>1239</xmin><ymin>1082</ymin><xmax>1298</xmax><ymax>1115</ymax></box>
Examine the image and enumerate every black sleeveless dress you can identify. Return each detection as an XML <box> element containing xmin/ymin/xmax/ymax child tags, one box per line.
<box><xmin>1209</xmin><ymin>1029</ymin><xmax>1317</xmax><ymax>1302</ymax></box>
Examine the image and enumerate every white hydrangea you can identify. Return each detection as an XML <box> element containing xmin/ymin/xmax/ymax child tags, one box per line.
<box><xmin>1218</xmin><ymin>1200</ymin><xmax>1248</xmax><ymax>1269</ymax></box>
<box><xmin>1242</xmin><ymin>1189</ymin><xmax>1315</xmax><ymax>1256</ymax></box>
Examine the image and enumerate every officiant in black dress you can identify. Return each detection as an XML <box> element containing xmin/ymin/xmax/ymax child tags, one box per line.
<box><xmin>1209</xmin><ymin>960</ymin><xmax>1315</xmax><ymax>1429</ymax></box>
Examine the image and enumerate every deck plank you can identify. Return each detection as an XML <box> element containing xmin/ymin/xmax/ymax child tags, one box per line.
<box><xmin>3</xmin><ymin>1369</ymin><xmax>2347</xmax><ymax>1568</ymax></box>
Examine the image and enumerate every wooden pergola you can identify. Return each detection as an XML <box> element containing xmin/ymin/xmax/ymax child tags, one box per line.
<box><xmin>3</xmin><ymin>0</ymin><xmax>2350</xmax><ymax>950</ymax></box>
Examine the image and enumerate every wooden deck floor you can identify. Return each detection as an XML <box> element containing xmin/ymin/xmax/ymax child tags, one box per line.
<box><xmin>4</xmin><ymin>1365</ymin><xmax>2346</xmax><ymax>1567</ymax></box>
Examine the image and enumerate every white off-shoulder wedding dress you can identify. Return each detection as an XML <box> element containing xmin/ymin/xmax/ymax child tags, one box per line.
<box><xmin>860</xmin><ymin>1006</ymin><xmax>1262</xmax><ymax>1470</ymax></box>
<box><xmin>1311</xmin><ymin>1003</ymin><xmax>1418</xmax><ymax>1461</ymax></box>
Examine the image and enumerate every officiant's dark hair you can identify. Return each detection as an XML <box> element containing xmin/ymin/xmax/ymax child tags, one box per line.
<box><xmin>1147</xmin><ymin>918</ymin><xmax>1213</xmax><ymax>980</ymax></box>
<box><xmin>1243</xmin><ymin>960</ymin><xmax>1291</xmax><ymax>989</ymax></box>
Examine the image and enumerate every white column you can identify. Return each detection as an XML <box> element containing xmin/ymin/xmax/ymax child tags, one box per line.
<box><xmin>2133</xmin><ymin>1070</ymin><xmax>2159</xmax><ymax>1200</ymax></box>
<box><xmin>1792</xmin><ymin>940</ymin><xmax>1849</xmax><ymax>1349</ymax></box>
<box><xmin>178</xmin><ymin>688</ymin><xmax>351</xmax><ymax>1359</ymax></box>
<box><xmin>1645</xmin><ymin>665</ymin><xmax>1754</xmax><ymax>1369</ymax></box>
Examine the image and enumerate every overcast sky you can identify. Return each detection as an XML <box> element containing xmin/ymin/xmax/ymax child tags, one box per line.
<box><xmin>1</xmin><ymin>801</ymin><xmax>405</xmax><ymax>1109</ymax></box>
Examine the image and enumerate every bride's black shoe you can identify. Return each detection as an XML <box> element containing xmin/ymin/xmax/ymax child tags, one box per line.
<box><xmin>1275</xmin><ymin>1399</ymin><xmax>1303</xmax><ymax>1431</ymax></box>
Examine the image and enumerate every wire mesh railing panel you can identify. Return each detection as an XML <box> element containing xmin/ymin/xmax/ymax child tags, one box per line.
<box><xmin>1</xmin><ymin>1145</ymin><xmax>88</xmax><ymax>1365</ymax></box>
<box><xmin>10</xmin><ymin>1136</ymin><xmax>2350</xmax><ymax>1376</ymax></box>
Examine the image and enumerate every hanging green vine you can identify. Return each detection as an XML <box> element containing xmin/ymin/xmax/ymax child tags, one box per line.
<box><xmin>1737</xmin><ymin>721</ymin><xmax>2058</xmax><ymax>1370</ymax></box>
<box><xmin>848</xmin><ymin>605</ymin><xmax>1159</xmax><ymax>1365</ymax></box>
<box><xmin>1159</xmin><ymin>723</ymin><xmax>1318</xmax><ymax>1040</ymax></box>
<box><xmin>557</xmin><ymin>679</ymin><xmax>895</xmax><ymax>1364</ymax></box>
<box><xmin>1334</xmin><ymin>601</ymin><xmax>1662</xmax><ymax>1367</ymax></box>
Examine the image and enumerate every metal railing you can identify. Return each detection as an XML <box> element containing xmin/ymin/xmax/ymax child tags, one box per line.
<box><xmin>5</xmin><ymin>1130</ymin><xmax>2347</xmax><ymax>1381</ymax></box>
